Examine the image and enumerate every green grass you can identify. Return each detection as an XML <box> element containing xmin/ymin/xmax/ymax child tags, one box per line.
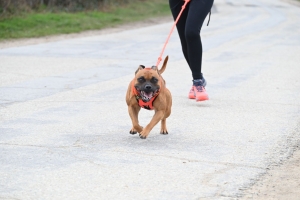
<box><xmin>0</xmin><ymin>0</ymin><xmax>170</xmax><ymax>40</ymax></box>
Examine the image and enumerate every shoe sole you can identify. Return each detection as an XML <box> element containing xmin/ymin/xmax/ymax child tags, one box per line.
<box><xmin>196</xmin><ymin>95</ymin><xmax>209</xmax><ymax>101</ymax></box>
<box><xmin>189</xmin><ymin>94</ymin><xmax>196</xmax><ymax>99</ymax></box>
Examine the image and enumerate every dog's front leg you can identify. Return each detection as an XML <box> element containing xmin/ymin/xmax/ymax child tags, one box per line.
<box><xmin>128</xmin><ymin>105</ymin><xmax>143</xmax><ymax>134</ymax></box>
<box><xmin>139</xmin><ymin>110</ymin><xmax>164</xmax><ymax>139</ymax></box>
<box><xmin>160</xmin><ymin>118</ymin><xmax>168</xmax><ymax>135</ymax></box>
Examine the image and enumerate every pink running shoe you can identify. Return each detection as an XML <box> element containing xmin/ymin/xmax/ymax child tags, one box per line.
<box><xmin>193</xmin><ymin>78</ymin><xmax>209</xmax><ymax>101</ymax></box>
<box><xmin>194</xmin><ymin>85</ymin><xmax>209</xmax><ymax>101</ymax></box>
<box><xmin>188</xmin><ymin>86</ymin><xmax>196</xmax><ymax>99</ymax></box>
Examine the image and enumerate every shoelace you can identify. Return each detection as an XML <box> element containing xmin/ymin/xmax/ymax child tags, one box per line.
<box><xmin>195</xmin><ymin>85</ymin><xmax>205</xmax><ymax>92</ymax></box>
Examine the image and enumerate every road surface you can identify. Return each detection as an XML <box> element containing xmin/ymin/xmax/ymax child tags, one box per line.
<box><xmin>1</xmin><ymin>0</ymin><xmax>300</xmax><ymax>199</ymax></box>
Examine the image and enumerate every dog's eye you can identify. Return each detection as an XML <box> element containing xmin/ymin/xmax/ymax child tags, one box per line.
<box><xmin>138</xmin><ymin>77</ymin><xmax>145</xmax><ymax>83</ymax></box>
<box><xmin>151</xmin><ymin>77</ymin><xmax>158</xmax><ymax>83</ymax></box>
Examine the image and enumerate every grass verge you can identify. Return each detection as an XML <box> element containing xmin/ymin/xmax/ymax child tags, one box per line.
<box><xmin>0</xmin><ymin>0</ymin><xmax>170</xmax><ymax>41</ymax></box>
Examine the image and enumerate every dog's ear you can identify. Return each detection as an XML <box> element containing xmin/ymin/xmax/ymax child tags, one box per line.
<box><xmin>151</xmin><ymin>66</ymin><xmax>157</xmax><ymax>71</ymax></box>
<box><xmin>135</xmin><ymin>65</ymin><xmax>145</xmax><ymax>74</ymax></box>
<box><xmin>158</xmin><ymin>56</ymin><xmax>168</xmax><ymax>74</ymax></box>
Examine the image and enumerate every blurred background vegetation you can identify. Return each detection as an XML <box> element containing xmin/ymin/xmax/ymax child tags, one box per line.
<box><xmin>0</xmin><ymin>0</ymin><xmax>170</xmax><ymax>40</ymax></box>
<box><xmin>0</xmin><ymin>0</ymin><xmax>139</xmax><ymax>14</ymax></box>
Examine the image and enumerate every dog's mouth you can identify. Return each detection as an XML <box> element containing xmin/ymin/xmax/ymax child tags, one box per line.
<box><xmin>138</xmin><ymin>90</ymin><xmax>159</xmax><ymax>102</ymax></box>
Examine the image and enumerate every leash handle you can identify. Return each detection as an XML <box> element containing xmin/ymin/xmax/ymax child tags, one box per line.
<box><xmin>156</xmin><ymin>0</ymin><xmax>190</xmax><ymax>67</ymax></box>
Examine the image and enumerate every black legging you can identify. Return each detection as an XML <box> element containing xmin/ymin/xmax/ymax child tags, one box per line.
<box><xmin>169</xmin><ymin>0</ymin><xmax>214</xmax><ymax>80</ymax></box>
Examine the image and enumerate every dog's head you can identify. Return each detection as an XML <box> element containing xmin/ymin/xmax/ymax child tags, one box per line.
<box><xmin>134</xmin><ymin>56</ymin><xmax>168</xmax><ymax>102</ymax></box>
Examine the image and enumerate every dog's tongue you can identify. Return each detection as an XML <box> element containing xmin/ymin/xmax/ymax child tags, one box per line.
<box><xmin>142</xmin><ymin>91</ymin><xmax>153</xmax><ymax>101</ymax></box>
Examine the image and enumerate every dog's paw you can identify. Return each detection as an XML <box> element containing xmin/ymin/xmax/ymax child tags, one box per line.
<box><xmin>129</xmin><ymin>129</ymin><xmax>137</xmax><ymax>135</ymax></box>
<box><xmin>160</xmin><ymin>130</ymin><xmax>169</xmax><ymax>135</ymax></box>
<box><xmin>130</xmin><ymin>126</ymin><xmax>144</xmax><ymax>135</ymax></box>
<box><xmin>129</xmin><ymin>127</ymin><xmax>137</xmax><ymax>135</ymax></box>
<box><xmin>139</xmin><ymin>134</ymin><xmax>146</xmax><ymax>139</ymax></box>
<box><xmin>139</xmin><ymin>130</ymin><xmax>149</xmax><ymax>139</ymax></box>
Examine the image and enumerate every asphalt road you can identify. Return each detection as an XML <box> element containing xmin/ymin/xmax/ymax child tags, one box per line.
<box><xmin>1</xmin><ymin>0</ymin><xmax>300</xmax><ymax>199</ymax></box>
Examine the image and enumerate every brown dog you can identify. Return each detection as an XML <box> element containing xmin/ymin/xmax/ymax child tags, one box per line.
<box><xmin>126</xmin><ymin>56</ymin><xmax>172</xmax><ymax>139</ymax></box>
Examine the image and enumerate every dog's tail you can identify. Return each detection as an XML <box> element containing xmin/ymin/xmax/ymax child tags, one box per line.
<box><xmin>158</xmin><ymin>56</ymin><xmax>168</xmax><ymax>74</ymax></box>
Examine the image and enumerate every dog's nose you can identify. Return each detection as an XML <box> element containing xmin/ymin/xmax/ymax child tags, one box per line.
<box><xmin>145</xmin><ymin>84</ymin><xmax>152</xmax><ymax>90</ymax></box>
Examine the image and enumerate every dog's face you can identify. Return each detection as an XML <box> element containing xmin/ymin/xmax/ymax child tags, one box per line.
<box><xmin>134</xmin><ymin>66</ymin><xmax>161</xmax><ymax>102</ymax></box>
